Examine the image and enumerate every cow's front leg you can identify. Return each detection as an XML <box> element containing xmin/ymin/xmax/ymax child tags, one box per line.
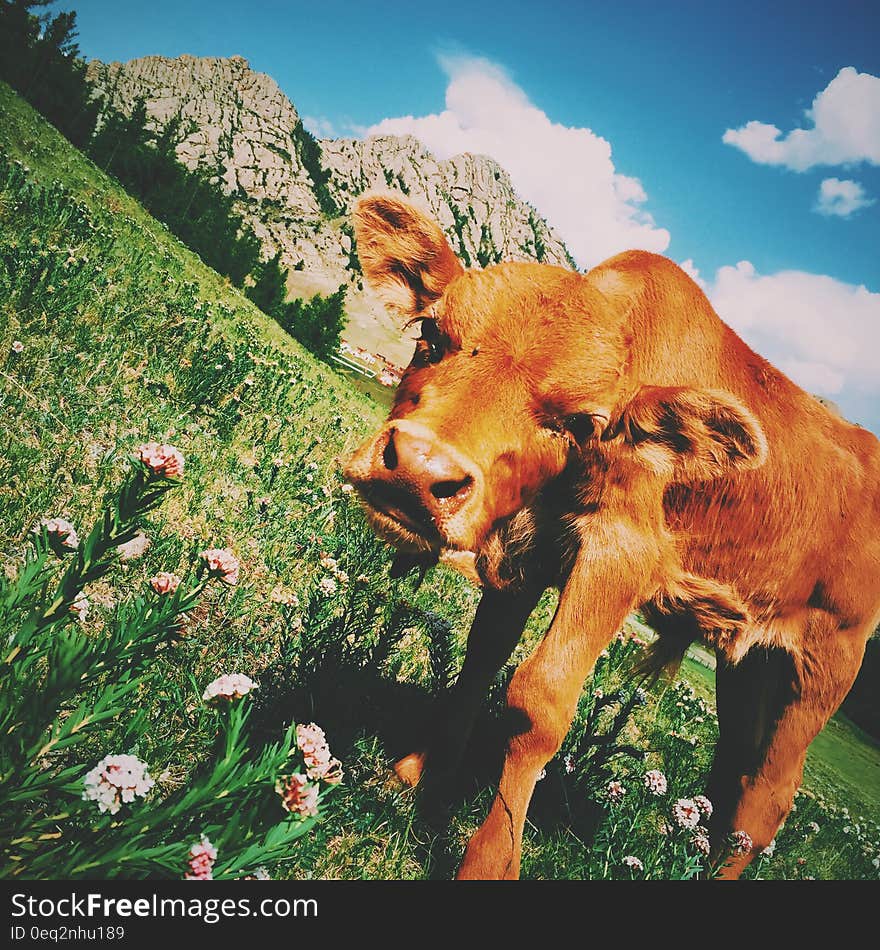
<box><xmin>456</xmin><ymin>533</ymin><xmax>654</xmax><ymax>879</ymax></box>
<box><xmin>394</xmin><ymin>580</ymin><xmax>547</xmax><ymax>790</ymax></box>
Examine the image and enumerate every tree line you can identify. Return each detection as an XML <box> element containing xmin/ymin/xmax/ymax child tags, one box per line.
<box><xmin>0</xmin><ymin>0</ymin><xmax>346</xmax><ymax>363</ymax></box>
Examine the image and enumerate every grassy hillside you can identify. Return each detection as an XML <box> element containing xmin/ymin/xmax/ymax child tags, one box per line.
<box><xmin>1</xmin><ymin>81</ymin><xmax>877</xmax><ymax>880</ymax></box>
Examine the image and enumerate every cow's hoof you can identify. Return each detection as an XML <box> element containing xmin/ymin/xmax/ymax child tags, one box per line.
<box><xmin>393</xmin><ymin>752</ymin><xmax>426</xmax><ymax>787</ymax></box>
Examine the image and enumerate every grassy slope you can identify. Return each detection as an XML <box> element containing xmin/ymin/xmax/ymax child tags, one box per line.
<box><xmin>1</xmin><ymin>82</ymin><xmax>876</xmax><ymax>877</ymax></box>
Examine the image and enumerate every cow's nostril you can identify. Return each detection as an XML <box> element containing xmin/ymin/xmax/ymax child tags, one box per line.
<box><xmin>431</xmin><ymin>474</ymin><xmax>473</xmax><ymax>501</ymax></box>
<box><xmin>382</xmin><ymin>429</ymin><xmax>399</xmax><ymax>471</ymax></box>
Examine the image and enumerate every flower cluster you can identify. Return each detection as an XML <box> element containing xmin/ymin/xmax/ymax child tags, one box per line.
<box><xmin>296</xmin><ymin>723</ymin><xmax>343</xmax><ymax>784</ymax></box>
<box><xmin>730</xmin><ymin>830</ymin><xmax>754</xmax><ymax>855</ymax></box>
<box><xmin>606</xmin><ymin>780</ymin><xmax>626</xmax><ymax>804</ymax></box>
<box><xmin>622</xmin><ymin>855</ymin><xmax>644</xmax><ymax>871</ymax></box>
<box><xmin>82</xmin><ymin>754</ymin><xmax>154</xmax><ymax>814</ymax></box>
<box><xmin>117</xmin><ymin>533</ymin><xmax>151</xmax><ymax>562</ymax></box>
<box><xmin>33</xmin><ymin>516</ymin><xmax>79</xmax><ymax>551</ymax></box>
<box><xmin>692</xmin><ymin>794</ymin><xmax>713</xmax><ymax>818</ymax></box>
<box><xmin>202</xmin><ymin>673</ymin><xmax>258</xmax><ymax>704</ymax></box>
<box><xmin>150</xmin><ymin>572</ymin><xmax>181</xmax><ymax>595</ymax></box>
<box><xmin>70</xmin><ymin>595</ymin><xmax>89</xmax><ymax>624</ymax></box>
<box><xmin>672</xmin><ymin>798</ymin><xmax>701</xmax><ymax>830</ymax></box>
<box><xmin>200</xmin><ymin>547</ymin><xmax>240</xmax><ymax>585</ymax></box>
<box><xmin>276</xmin><ymin>773</ymin><xmax>319</xmax><ymax>818</ymax></box>
<box><xmin>691</xmin><ymin>827</ymin><xmax>711</xmax><ymax>855</ymax></box>
<box><xmin>318</xmin><ymin>552</ymin><xmax>348</xmax><ymax>592</ymax></box>
<box><xmin>136</xmin><ymin>441</ymin><xmax>184</xmax><ymax>478</ymax></box>
<box><xmin>185</xmin><ymin>835</ymin><xmax>217</xmax><ymax>881</ymax></box>
<box><xmin>643</xmin><ymin>769</ymin><xmax>668</xmax><ymax>796</ymax></box>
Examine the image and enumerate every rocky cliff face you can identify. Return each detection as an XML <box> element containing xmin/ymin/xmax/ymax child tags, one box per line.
<box><xmin>87</xmin><ymin>55</ymin><xmax>575</xmax><ymax>364</ymax></box>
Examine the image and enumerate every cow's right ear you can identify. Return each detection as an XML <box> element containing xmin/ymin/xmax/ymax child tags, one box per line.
<box><xmin>609</xmin><ymin>385</ymin><xmax>768</xmax><ymax>482</ymax></box>
<box><xmin>353</xmin><ymin>194</ymin><xmax>464</xmax><ymax>319</ymax></box>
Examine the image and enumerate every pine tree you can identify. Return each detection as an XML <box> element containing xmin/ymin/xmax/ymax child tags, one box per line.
<box><xmin>0</xmin><ymin>0</ymin><xmax>100</xmax><ymax>148</ymax></box>
<box><xmin>280</xmin><ymin>285</ymin><xmax>347</xmax><ymax>364</ymax></box>
<box><xmin>245</xmin><ymin>251</ymin><xmax>289</xmax><ymax>319</ymax></box>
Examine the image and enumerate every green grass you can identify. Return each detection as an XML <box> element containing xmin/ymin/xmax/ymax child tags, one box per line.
<box><xmin>1</xmin><ymin>79</ymin><xmax>877</xmax><ymax>880</ymax></box>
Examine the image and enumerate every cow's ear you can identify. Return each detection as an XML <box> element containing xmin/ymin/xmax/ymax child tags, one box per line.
<box><xmin>354</xmin><ymin>194</ymin><xmax>464</xmax><ymax>318</ymax></box>
<box><xmin>610</xmin><ymin>386</ymin><xmax>767</xmax><ymax>481</ymax></box>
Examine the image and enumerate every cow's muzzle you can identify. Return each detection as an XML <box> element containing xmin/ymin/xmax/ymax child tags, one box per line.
<box><xmin>344</xmin><ymin>419</ymin><xmax>481</xmax><ymax>549</ymax></box>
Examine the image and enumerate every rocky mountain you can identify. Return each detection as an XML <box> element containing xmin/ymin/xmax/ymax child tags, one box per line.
<box><xmin>86</xmin><ymin>55</ymin><xmax>575</xmax><ymax>365</ymax></box>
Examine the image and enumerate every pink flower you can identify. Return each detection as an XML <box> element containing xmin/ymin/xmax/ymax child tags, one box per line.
<box><xmin>622</xmin><ymin>855</ymin><xmax>644</xmax><ymax>871</ymax></box>
<box><xmin>691</xmin><ymin>827</ymin><xmax>711</xmax><ymax>856</ymax></box>
<box><xmin>34</xmin><ymin>517</ymin><xmax>79</xmax><ymax>550</ymax></box>
<box><xmin>693</xmin><ymin>794</ymin><xmax>713</xmax><ymax>818</ymax></box>
<box><xmin>200</xmin><ymin>547</ymin><xmax>239</xmax><ymax>585</ymax></box>
<box><xmin>606</xmin><ymin>780</ymin><xmax>626</xmax><ymax>804</ymax></box>
<box><xmin>117</xmin><ymin>533</ymin><xmax>151</xmax><ymax>562</ymax></box>
<box><xmin>137</xmin><ymin>441</ymin><xmax>185</xmax><ymax>478</ymax></box>
<box><xmin>276</xmin><ymin>773</ymin><xmax>319</xmax><ymax>818</ymax></box>
<box><xmin>296</xmin><ymin>723</ymin><xmax>344</xmax><ymax>784</ymax></box>
<box><xmin>70</xmin><ymin>595</ymin><xmax>90</xmax><ymax>624</ymax></box>
<box><xmin>11</xmin><ymin>340</ymin><xmax>24</xmax><ymax>353</ymax></box>
<box><xmin>185</xmin><ymin>835</ymin><xmax>217</xmax><ymax>881</ymax></box>
<box><xmin>730</xmin><ymin>830</ymin><xmax>754</xmax><ymax>855</ymax></box>
<box><xmin>202</xmin><ymin>673</ymin><xmax>258</xmax><ymax>703</ymax></box>
<box><xmin>150</xmin><ymin>572</ymin><xmax>182</xmax><ymax>595</ymax></box>
<box><xmin>83</xmin><ymin>754</ymin><xmax>154</xmax><ymax>814</ymax></box>
<box><xmin>672</xmin><ymin>798</ymin><xmax>701</xmax><ymax>830</ymax></box>
<box><xmin>643</xmin><ymin>769</ymin><xmax>668</xmax><ymax>796</ymax></box>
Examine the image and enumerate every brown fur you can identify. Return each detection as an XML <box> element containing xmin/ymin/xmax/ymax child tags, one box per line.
<box><xmin>344</xmin><ymin>193</ymin><xmax>880</xmax><ymax>880</ymax></box>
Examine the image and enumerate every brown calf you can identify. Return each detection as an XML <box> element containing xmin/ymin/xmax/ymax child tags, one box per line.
<box><xmin>344</xmin><ymin>194</ymin><xmax>880</xmax><ymax>879</ymax></box>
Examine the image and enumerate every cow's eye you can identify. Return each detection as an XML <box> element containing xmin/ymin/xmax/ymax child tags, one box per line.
<box><xmin>543</xmin><ymin>413</ymin><xmax>598</xmax><ymax>444</ymax></box>
<box><xmin>415</xmin><ymin>318</ymin><xmax>446</xmax><ymax>365</ymax></box>
<box><xmin>563</xmin><ymin>414</ymin><xmax>597</xmax><ymax>443</ymax></box>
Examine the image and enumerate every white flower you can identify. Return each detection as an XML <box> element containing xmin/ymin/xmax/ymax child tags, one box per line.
<box><xmin>693</xmin><ymin>794</ymin><xmax>713</xmax><ymax>818</ymax></box>
<box><xmin>202</xmin><ymin>673</ymin><xmax>258</xmax><ymax>703</ymax></box>
<box><xmin>318</xmin><ymin>576</ymin><xmax>338</xmax><ymax>597</ymax></box>
<box><xmin>622</xmin><ymin>855</ymin><xmax>644</xmax><ymax>871</ymax></box>
<box><xmin>341</xmin><ymin>483</ymin><xmax>354</xmax><ymax>495</ymax></box>
<box><xmin>117</xmin><ymin>533</ymin><xmax>150</xmax><ymax>562</ymax></box>
<box><xmin>537</xmin><ymin>768</ymin><xmax>547</xmax><ymax>782</ymax></box>
<box><xmin>730</xmin><ymin>830</ymin><xmax>753</xmax><ymax>855</ymax></box>
<box><xmin>563</xmin><ymin>753</ymin><xmax>575</xmax><ymax>774</ymax></box>
<box><xmin>643</xmin><ymin>769</ymin><xmax>668</xmax><ymax>796</ymax></box>
<box><xmin>606</xmin><ymin>780</ymin><xmax>626</xmax><ymax>803</ymax></box>
<box><xmin>11</xmin><ymin>340</ymin><xmax>24</xmax><ymax>353</ymax></box>
<box><xmin>70</xmin><ymin>596</ymin><xmax>89</xmax><ymax>624</ymax></box>
<box><xmin>672</xmin><ymin>798</ymin><xmax>701</xmax><ymax>829</ymax></box>
<box><xmin>34</xmin><ymin>517</ymin><xmax>79</xmax><ymax>550</ymax></box>
<box><xmin>83</xmin><ymin>754</ymin><xmax>154</xmax><ymax>814</ymax></box>
<box><xmin>761</xmin><ymin>838</ymin><xmax>777</xmax><ymax>858</ymax></box>
<box><xmin>691</xmin><ymin>827</ymin><xmax>711</xmax><ymax>855</ymax></box>
<box><xmin>319</xmin><ymin>555</ymin><xmax>338</xmax><ymax>572</ymax></box>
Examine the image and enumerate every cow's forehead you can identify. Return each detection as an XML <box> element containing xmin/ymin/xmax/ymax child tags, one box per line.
<box><xmin>432</xmin><ymin>262</ymin><xmax>625</xmax><ymax>404</ymax></box>
<box><xmin>436</xmin><ymin>262</ymin><xmax>590</xmax><ymax>341</ymax></box>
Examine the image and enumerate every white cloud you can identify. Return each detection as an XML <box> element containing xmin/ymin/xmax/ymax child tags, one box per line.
<box><xmin>366</xmin><ymin>55</ymin><xmax>669</xmax><ymax>268</ymax></box>
<box><xmin>706</xmin><ymin>261</ymin><xmax>880</xmax><ymax>399</ymax></box>
<box><xmin>302</xmin><ymin>115</ymin><xmax>338</xmax><ymax>139</ymax></box>
<box><xmin>723</xmin><ymin>67</ymin><xmax>880</xmax><ymax>171</ymax></box>
<box><xmin>814</xmin><ymin>177</ymin><xmax>875</xmax><ymax>217</ymax></box>
<box><xmin>679</xmin><ymin>258</ymin><xmax>708</xmax><ymax>290</ymax></box>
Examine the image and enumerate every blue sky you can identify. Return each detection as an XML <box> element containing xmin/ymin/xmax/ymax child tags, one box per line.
<box><xmin>69</xmin><ymin>0</ymin><xmax>880</xmax><ymax>431</ymax></box>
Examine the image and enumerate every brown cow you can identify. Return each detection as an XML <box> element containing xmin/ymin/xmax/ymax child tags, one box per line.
<box><xmin>344</xmin><ymin>193</ymin><xmax>880</xmax><ymax>880</ymax></box>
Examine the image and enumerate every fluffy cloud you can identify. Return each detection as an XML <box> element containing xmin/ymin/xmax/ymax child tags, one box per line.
<box><xmin>706</xmin><ymin>261</ymin><xmax>880</xmax><ymax>401</ymax></box>
<box><xmin>814</xmin><ymin>177</ymin><xmax>874</xmax><ymax>217</ymax></box>
<box><xmin>302</xmin><ymin>115</ymin><xmax>338</xmax><ymax>139</ymax></box>
<box><xmin>366</xmin><ymin>56</ymin><xmax>669</xmax><ymax>268</ymax></box>
<box><xmin>723</xmin><ymin>67</ymin><xmax>880</xmax><ymax>171</ymax></box>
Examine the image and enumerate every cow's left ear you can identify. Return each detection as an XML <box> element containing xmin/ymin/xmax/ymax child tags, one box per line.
<box><xmin>354</xmin><ymin>194</ymin><xmax>464</xmax><ymax>319</ymax></box>
<box><xmin>610</xmin><ymin>386</ymin><xmax>768</xmax><ymax>481</ymax></box>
